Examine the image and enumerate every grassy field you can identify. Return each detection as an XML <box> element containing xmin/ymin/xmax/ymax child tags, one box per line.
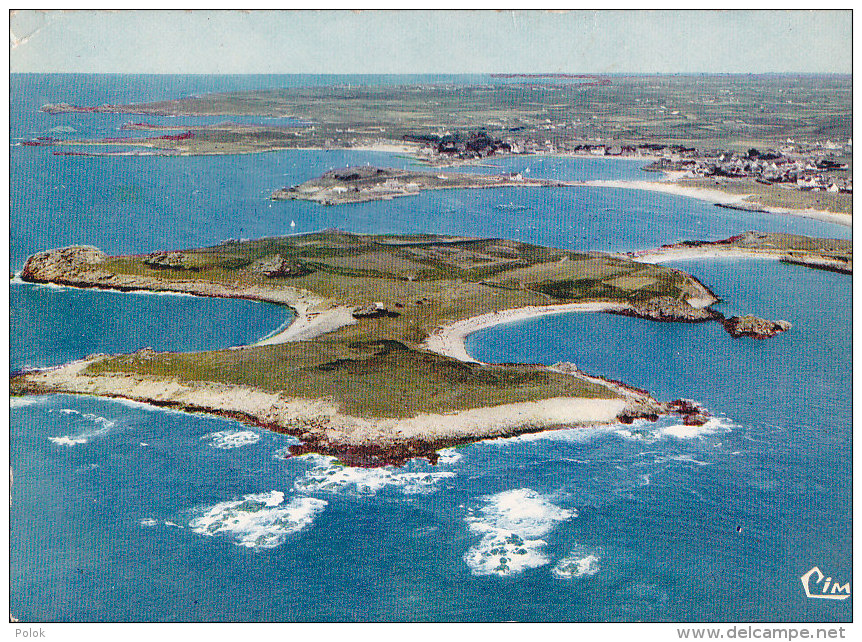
<box><xmin>42</xmin><ymin>75</ymin><xmax>851</xmax><ymax>155</ymax></box>
<box><xmin>19</xmin><ymin>231</ymin><xmax>713</xmax><ymax>419</ymax></box>
<box><xmin>87</xmin><ymin>339</ymin><xmax>617</xmax><ymax>419</ymax></box>
<box><xmin>681</xmin><ymin>177</ymin><xmax>852</xmax><ymax>214</ymax></box>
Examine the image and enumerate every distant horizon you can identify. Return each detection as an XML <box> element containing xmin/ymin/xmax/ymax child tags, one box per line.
<box><xmin>10</xmin><ymin>10</ymin><xmax>851</xmax><ymax>75</ymax></box>
<box><xmin>9</xmin><ymin>71</ymin><xmax>854</xmax><ymax>76</ymax></box>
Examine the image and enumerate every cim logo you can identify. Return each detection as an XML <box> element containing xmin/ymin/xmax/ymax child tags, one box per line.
<box><xmin>801</xmin><ymin>567</ymin><xmax>851</xmax><ymax>601</ymax></box>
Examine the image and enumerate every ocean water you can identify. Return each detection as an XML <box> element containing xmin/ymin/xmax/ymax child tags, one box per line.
<box><xmin>9</xmin><ymin>74</ymin><xmax>852</xmax><ymax>622</ymax></box>
<box><xmin>9</xmin><ymin>283</ymin><xmax>292</xmax><ymax>372</ymax></box>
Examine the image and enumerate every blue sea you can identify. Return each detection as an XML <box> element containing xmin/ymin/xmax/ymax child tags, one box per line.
<box><xmin>9</xmin><ymin>75</ymin><xmax>852</xmax><ymax>622</ymax></box>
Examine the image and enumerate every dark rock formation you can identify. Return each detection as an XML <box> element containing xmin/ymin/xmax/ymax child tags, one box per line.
<box><xmin>250</xmin><ymin>254</ymin><xmax>309</xmax><ymax>278</ymax></box>
<box><xmin>143</xmin><ymin>251</ymin><xmax>198</xmax><ymax>271</ymax></box>
<box><xmin>619</xmin><ymin>297</ymin><xmax>717</xmax><ymax>322</ymax></box>
<box><xmin>21</xmin><ymin>245</ymin><xmax>107</xmax><ymax>282</ymax></box>
<box><xmin>722</xmin><ymin>315</ymin><xmax>791</xmax><ymax>339</ymax></box>
<box><xmin>668</xmin><ymin>399</ymin><xmax>710</xmax><ymax>426</ymax></box>
<box><xmin>352</xmin><ymin>303</ymin><xmax>400</xmax><ymax>319</ymax></box>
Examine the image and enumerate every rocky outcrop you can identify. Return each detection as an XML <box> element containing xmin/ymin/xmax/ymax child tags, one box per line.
<box><xmin>250</xmin><ymin>254</ymin><xmax>308</xmax><ymax>278</ymax></box>
<box><xmin>667</xmin><ymin>399</ymin><xmax>710</xmax><ymax>426</ymax></box>
<box><xmin>722</xmin><ymin>315</ymin><xmax>791</xmax><ymax>339</ymax></box>
<box><xmin>551</xmin><ymin>362</ymin><xmax>712</xmax><ymax>427</ymax></box>
<box><xmin>21</xmin><ymin>245</ymin><xmax>107</xmax><ymax>282</ymax></box>
<box><xmin>352</xmin><ymin>302</ymin><xmax>400</xmax><ymax>319</ymax></box>
<box><xmin>143</xmin><ymin>251</ymin><xmax>198</xmax><ymax>270</ymax></box>
<box><xmin>19</xmin><ymin>246</ymin><xmax>328</xmax><ymax>312</ymax></box>
<box><xmin>618</xmin><ymin>296</ymin><xmax>718</xmax><ymax>322</ymax></box>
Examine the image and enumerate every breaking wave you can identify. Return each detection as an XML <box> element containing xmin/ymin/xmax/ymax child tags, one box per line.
<box><xmin>436</xmin><ymin>447</ymin><xmax>463</xmax><ymax>465</ymax></box>
<box><xmin>294</xmin><ymin>459</ymin><xmax>455</xmax><ymax>496</ymax></box>
<box><xmin>13</xmin><ymin>277</ymin><xmax>197</xmax><ymax>298</ymax></box>
<box><xmin>552</xmin><ymin>548</ymin><xmax>601</xmax><ymax>579</ymax></box>
<box><xmin>188</xmin><ymin>491</ymin><xmax>327</xmax><ymax>549</ymax></box>
<box><xmin>47</xmin><ymin>408</ymin><xmax>116</xmax><ymax>446</ymax></box>
<box><xmin>10</xmin><ymin>396</ymin><xmax>48</xmax><ymax>409</ymax></box>
<box><xmin>483</xmin><ymin>423</ymin><xmax>617</xmax><ymax>446</ymax></box>
<box><xmin>463</xmin><ymin>488</ymin><xmax>574</xmax><ymax>577</ymax></box>
<box><xmin>615</xmin><ymin>417</ymin><xmax>735</xmax><ymax>442</ymax></box>
<box><xmin>201</xmin><ymin>429</ymin><xmax>260</xmax><ymax>449</ymax></box>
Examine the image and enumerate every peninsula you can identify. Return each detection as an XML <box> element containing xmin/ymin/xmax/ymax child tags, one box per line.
<box><xmin>270</xmin><ymin>166</ymin><xmax>565</xmax><ymax>205</ymax></box>
<box><xmin>628</xmin><ymin>231</ymin><xmax>853</xmax><ymax>274</ymax></box>
<box><xmin>13</xmin><ymin>231</ymin><xmax>844</xmax><ymax>464</ymax></box>
<box><xmin>12</xmin><ymin>230</ymin><xmax>742</xmax><ymax>465</ymax></box>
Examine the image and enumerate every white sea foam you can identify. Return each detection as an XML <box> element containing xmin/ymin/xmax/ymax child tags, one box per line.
<box><xmin>667</xmin><ymin>454</ymin><xmax>712</xmax><ymax>466</ymax></box>
<box><xmin>201</xmin><ymin>429</ymin><xmax>261</xmax><ymax>449</ymax></box>
<box><xmin>616</xmin><ymin>417</ymin><xmax>735</xmax><ymax>442</ymax></box>
<box><xmin>107</xmin><ymin>397</ymin><xmax>186</xmax><ymax>413</ymax></box>
<box><xmin>47</xmin><ymin>409</ymin><xmax>116</xmax><ymax>446</ymax></box>
<box><xmin>10</xmin><ymin>396</ymin><xmax>48</xmax><ymax>408</ymax></box>
<box><xmin>292</xmin><ymin>452</ymin><xmax>337</xmax><ymax>465</ymax></box>
<box><xmin>552</xmin><ymin>550</ymin><xmax>601</xmax><ymax>579</ymax></box>
<box><xmin>464</xmin><ymin>488</ymin><xmax>575</xmax><ymax>577</ymax></box>
<box><xmin>15</xmin><ymin>278</ymin><xmax>199</xmax><ymax>298</ymax></box>
<box><xmin>139</xmin><ymin>518</ymin><xmax>160</xmax><ymax>527</ymax></box>
<box><xmin>436</xmin><ymin>448</ymin><xmax>463</xmax><ymax>465</ymax></box>
<box><xmin>188</xmin><ymin>491</ymin><xmax>327</xmax><ymax>549</ymax></box>
<box><xmin>655</xmin><ymin>418</ymin><xmax>734</xmax><ymax>440</ymax></box>
<box><xmin>485</xmin><ymin>423</ymin><xmax>616</xmax><ymax>446</ymax></box>
<box><xmin>294</xmin><ymin>462</ymin><xmax>454</xmax><ymax>496</ymax></box>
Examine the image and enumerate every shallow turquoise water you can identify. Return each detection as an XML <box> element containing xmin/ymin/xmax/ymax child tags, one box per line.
<box><xmin>9</xmin><ymin>74</ymin><xmax>852</xmax><ymax>622</ymax></box>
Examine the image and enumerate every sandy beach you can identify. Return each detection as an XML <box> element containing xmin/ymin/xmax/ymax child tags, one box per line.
<box><xmin>423</xmin><ymin>302</ymin><xmax>631</xmax><ymax>363</ymax></box>
<box><xmin>253</xmin><ymin>305</ymin><xmax>357</xmax><ymax>345</ymax></box>
<box><xmin>628</xmin><ymin>247</ymin><xmax>785</xmax><ymax>264</ymax></box>
<box><xmin>13</xmin><ymin>355</ymin><xmax>628</xmax><ymax>455</ymax></box>
<box><xmin>578</xmin><ymin>178</ymin><xmax>852</xmax><ymax>228</ymax></box>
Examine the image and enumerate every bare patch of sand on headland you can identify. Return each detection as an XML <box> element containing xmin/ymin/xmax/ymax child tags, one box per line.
<box><xmin>577</xmin><ymin>177</ymin><xmax>852</xmax><ymax>228</ymax></box>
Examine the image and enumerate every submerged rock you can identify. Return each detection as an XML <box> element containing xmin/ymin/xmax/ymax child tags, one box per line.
<box><xmin>722</xmin><ymin>315</ymin><xmax>791</xmax><ymax>339</ymax></box>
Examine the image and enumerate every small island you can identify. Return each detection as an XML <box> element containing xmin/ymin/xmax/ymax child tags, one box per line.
<box><xmin>270</xmin><ymin>166</ymin><xmax>565</xmax><ymax>205</ymax></box>
<box><xmin>11</xmin><ymin>230</ymin><xmax>840</xmax><ymax>465</ymax></box>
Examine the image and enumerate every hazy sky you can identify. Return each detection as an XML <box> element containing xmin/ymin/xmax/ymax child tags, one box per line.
<box><xmin>10</xmin><ymin>9</ymin><xmax>852</xmax><ymax>74</ymax></box>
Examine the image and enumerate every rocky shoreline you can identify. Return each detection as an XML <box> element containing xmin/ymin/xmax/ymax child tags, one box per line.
<box><xmin>12</xmin><ymin>356</ymin><xmax>642</xmax><ymax>466</ymax></box>
<box><xmin>12</xmin><ymin>233</ymin><xmax>810</xmax><ymax>466</ymax></box>
<box><xmin>628</xmin><ymin>231</ymin><xmax>852</xmax><ymax>274</ymax></box>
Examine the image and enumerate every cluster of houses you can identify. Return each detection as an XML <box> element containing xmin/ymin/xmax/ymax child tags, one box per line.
<box><xmin>405</xmin><ymin>129</ymin><xmax>852</xmax><ymax>194</ymax></box>
<box><xmin>646</xmin><ymin>146</ymin><xmax>852</xmax><ymax>193</ymax></box>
